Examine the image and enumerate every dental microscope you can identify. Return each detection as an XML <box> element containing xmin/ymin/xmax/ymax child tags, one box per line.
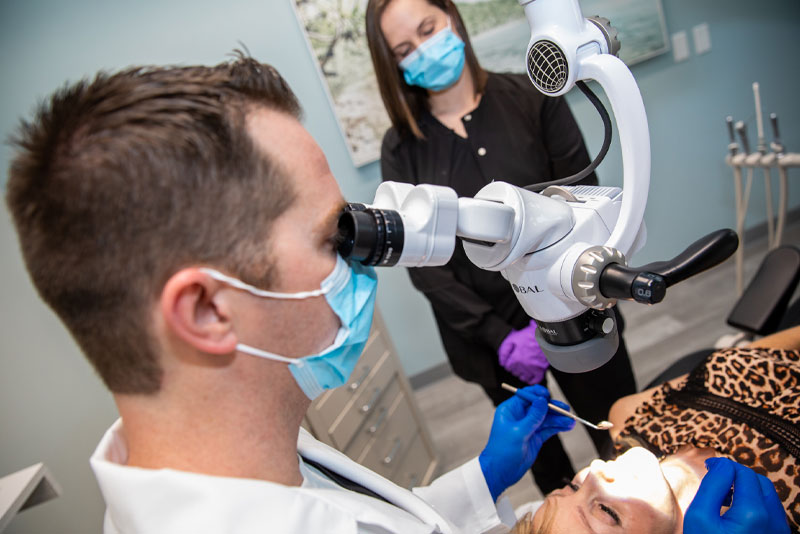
<box><xmin>338</xmin><ymin>0</ymin><xmax>738</xmax><ymax>374</ymax></box>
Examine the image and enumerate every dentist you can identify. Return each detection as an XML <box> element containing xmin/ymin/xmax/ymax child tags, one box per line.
<box><xmin>5</xmin><ymin>54</ymin><xmax>573</xmax><ymax>533</ymax></box>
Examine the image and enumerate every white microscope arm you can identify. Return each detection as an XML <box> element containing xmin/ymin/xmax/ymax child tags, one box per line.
<box><xmin>338</xmin><ymin>0</ymin><xmax>738</xmax><ymax>373</ymax></box>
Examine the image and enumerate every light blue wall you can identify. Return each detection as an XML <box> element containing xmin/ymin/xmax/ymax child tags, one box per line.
<box><xmin>0</xmin><ymin>1</ymin><xmax>798</xmax><ymax>531</ymax></box>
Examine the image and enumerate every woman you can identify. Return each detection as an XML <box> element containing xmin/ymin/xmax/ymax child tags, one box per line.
<box><xmin>365</xmin><ymin>0</ymin><xmax>637</xmax><ymax>494</ymax></box>
<box><xmin>513</xmin><ymin>326</ymin><xmax>800</xmax><ymax>533</ymax></box>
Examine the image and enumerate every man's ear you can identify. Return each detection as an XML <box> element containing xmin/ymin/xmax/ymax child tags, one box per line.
<box><xmin>160</xmin><ymin>268</ymin><xmax>238</xmax><ymax>355</ymax></box>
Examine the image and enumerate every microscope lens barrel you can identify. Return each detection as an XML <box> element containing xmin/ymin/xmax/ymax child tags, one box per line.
<box><xmin>337</xmin><ymin>207</ymin><xmax>405</xmax><ymax>266</ymax></box>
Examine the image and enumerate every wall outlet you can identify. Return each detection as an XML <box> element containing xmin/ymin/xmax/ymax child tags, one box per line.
<box><xmin>693</xmin><ymin>23</ymin><xmax>712</xmax><ymax>55</ymax></box>
<box><xmin>672</xmin><ymin>31</ymin><xmax>690</xmax><ymax>62</ymax></box>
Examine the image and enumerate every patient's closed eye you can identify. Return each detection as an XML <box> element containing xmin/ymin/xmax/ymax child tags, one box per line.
<box><xmin>599</xmin><ymin>503</ymin><xmax>620</xmax><ymax>524</ymax></box>
<box><xmin>568</xmin><ymin>480</ymin><xmax>622</xmax><ymax>525</ymax></box>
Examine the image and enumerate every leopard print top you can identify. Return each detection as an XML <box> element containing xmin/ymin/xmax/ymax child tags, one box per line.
<box><xmin>616</xmin><ymin>347</ymin><xmax>800</xmax><ymax>531</ymax></box>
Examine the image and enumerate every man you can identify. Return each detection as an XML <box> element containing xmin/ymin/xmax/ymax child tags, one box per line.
<box><xmin>5</xmin><ymin>54</ymin><xmax>787</xmax><ymax>534</ymax></box>
<box><xmin>6</xmin><ymin>54</ymin><xmax>574</xmax><ymax>533</ymax></box>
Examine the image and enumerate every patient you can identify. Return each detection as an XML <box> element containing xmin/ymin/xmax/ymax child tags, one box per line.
<box><xmin>512</xmin><ymin>325</ymin><xmax>800</xmax><ymax>533</ymax></box>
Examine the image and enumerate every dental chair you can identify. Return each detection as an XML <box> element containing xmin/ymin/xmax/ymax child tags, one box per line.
<box><xmin>644</xmin><ymin>245</ymin><xmax>800</xmax><ymax>389</ymax></box>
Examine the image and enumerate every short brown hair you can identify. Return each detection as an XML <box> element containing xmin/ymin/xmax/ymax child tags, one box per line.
<box><xmin>365</xmin><ymin>0</ymin><xmax>487</xmax><ymax>139</ymax></box>
<box><xmin>6</xmin><ymin>53</ymin><xmax>299</xmax><ymax>394</ymax></box>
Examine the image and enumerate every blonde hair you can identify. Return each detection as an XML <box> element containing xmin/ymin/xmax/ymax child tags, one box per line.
<box><xmin>511</xmin><ymin>501</ymin><xmax>557</xmax><ymax>534</ymax></box>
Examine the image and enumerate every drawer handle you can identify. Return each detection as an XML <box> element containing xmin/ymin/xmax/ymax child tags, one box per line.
<box><xmin>361</xmin><ymin>387</ymin><xmax>382</xmax><ymax>414</ymax></box>
<box><xmin>367</xmin><ymin>407</ymin><xmax>389</xmax><ymax>435</ymax></box>
<box><xmin>349</xmin><ymin>366</ymin><xmax>371</xmax><ymax>391</ymax></box>
<box><xmin>383</xmin><ymin>438</ymin><xmax>403</xmax><ymax>465</ymax></box>
<box><xmin>406</xmin><ymin>474</ymin><xmax>418</xmax><ymax>490</ymax></box>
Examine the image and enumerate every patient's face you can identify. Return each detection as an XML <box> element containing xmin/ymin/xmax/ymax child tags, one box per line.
<box><xmin>532</xmin><ymin>448</ymin><xmax>681</xmax><ymax>534</ymax></box>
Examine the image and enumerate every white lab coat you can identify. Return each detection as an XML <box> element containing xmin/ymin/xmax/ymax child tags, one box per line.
<box><xmin>90</xmin><ymin>419</ymin><xmax>518</xmax><ymax>533</ymax></box>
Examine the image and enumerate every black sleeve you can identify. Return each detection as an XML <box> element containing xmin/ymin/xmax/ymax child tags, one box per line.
<box><xmin>379</xmin><ymin>129</ymin><xmax>410</xmax><ymax>183</ymax></box>
<box><xmin>540</xmin><ymin>95</ymin><xmax>598</xmax><ymax>186</ymax></box>
<box><xmin>406</xmin><ymin>264</ymin><xmax>513</xmax><ymax>352</ymax></box>
<box><xmin>379</xmin><ymin>131</ymin><xmax>514</xmax><ymax>352</ymax></box>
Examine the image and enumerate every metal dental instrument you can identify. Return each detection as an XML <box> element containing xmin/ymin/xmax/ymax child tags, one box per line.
<box><xmin>752</xmin><ymin>83</ymin><xmax>775</xmax><ymax>248</ymax></box>
<box><xmin>500</xmin><ymin>383</ymin><xmax>614</xmax><ymax>430</ymax></box>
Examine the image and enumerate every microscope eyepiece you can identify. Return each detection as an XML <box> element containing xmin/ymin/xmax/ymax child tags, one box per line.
<box><xmin>337</xmin><ymin>205</ymin><xmax>405</xmax><ymax>266</ymax></box>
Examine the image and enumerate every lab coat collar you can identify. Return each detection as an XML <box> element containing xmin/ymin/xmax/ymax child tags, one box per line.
<box><xmin>297</xmin><ymin>427</ymin><xmax>454</xmax><ymax>533</ymax></box>
<box><xmin>90</xmin><ymin>419</ymin><xmax>451</xmax><ymax>534</ymax></box>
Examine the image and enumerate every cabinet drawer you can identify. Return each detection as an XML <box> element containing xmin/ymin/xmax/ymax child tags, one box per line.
<box><xmin>357</xmin><ymin>394</ymin><xmax>418</xmax><ymax>478</ymax></box>
<box><xmin>394</xmin><ymin>433</ymin><xmax>434</xmax><ymax>490</ymax></box>
<box><xmin>308</xmin><ymin>330</ymin><xmax>389</xmax><ymax>425</ymax></box>
<box><xmin>344</xmin><ymin>379</ymin><xmax>402</xmax><ymax>460</ymax></box>
<box><xmin>328</xmin><ymin>351</ymin><xmax>395</xmax><ymax>449</ymax></box>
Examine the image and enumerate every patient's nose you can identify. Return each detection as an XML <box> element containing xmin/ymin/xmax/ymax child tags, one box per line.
<box><xmin>589</xmin><ymin>459</ymin><xmax>616</xmax><ymax>482</ymax></box>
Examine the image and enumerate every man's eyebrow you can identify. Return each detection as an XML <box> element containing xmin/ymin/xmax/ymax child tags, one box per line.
<box><xmin>315</xmin><ymin>200</ymin><xmax>347</xmax><ymax>237</ymax></box>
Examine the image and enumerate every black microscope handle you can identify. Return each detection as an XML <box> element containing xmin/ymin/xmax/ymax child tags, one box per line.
<box><xmin>600</xmin><ymin>229</ymin><xmax>739</xmax><ymax>304</ymax></box>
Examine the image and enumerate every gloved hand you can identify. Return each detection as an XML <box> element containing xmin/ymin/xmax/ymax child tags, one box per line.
<box><xmin>684</xmin><ymin>457</ymin><xmax>790</xmax><ymax>534</ymax></box>
<box><xmin>498</xmin><ymin>320</ymin><xmax>549</xmax><ymax>384</ymax></box>
<box><xmin>478</xmin><ymin>385</ymin><xmax>575</xmax><ymax>501</ymax></box>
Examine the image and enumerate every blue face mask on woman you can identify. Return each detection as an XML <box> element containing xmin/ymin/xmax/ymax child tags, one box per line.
<box><xmin>399</xmin><ymin>17</ymin><xmax>466</xmax><ymax>92</ymax></box>
<box><xmin>201</xmin><ymin>255</ymin><xmax>377</xmax><ymax>400</ymax></box>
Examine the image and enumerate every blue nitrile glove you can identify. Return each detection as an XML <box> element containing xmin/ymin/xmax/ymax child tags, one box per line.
<box><xmin>684</xmin><ymin>457</ymin><xmax>790</xmax><ymax>534</ymax></box>
<box><xmin>478</xmin><ymin>385</ymin><xmax>576</xmax><ymax>501</ymax></box>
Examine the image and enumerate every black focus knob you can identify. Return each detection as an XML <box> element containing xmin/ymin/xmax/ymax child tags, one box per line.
<box><xmin>588</xmin><ymin>313</ymin><xmax>615</xmax><ymax>336</ymax></box>
<box><xmin>630</xmin><ymin>272</ymin><xmax>666</xmax><ymax>304</ymax></box>
<box><xmin>599</xmin><ymin>264</ymin><xmax>666</xmax><ymax>305</ymax></box>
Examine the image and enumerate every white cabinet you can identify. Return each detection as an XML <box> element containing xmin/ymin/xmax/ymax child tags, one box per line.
<box><xmin>303</xmin><ymin>310</ymin><xmax>439</xmax><ymax>488</ymax></box>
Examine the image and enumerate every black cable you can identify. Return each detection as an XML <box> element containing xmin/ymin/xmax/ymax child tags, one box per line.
<box><xmin>524</xmin><ymin>80</ymin><xmax>612</xmax><ymax>192</ymax></box>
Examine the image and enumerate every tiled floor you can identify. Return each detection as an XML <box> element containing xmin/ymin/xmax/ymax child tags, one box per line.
<box><xmin>413</xmin><ymin>220</ymin><xmax>799</xmax><ymax>510</ymax></box>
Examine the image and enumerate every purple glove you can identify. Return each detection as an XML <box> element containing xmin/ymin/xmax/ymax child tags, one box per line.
<box><xmin>498</xmin><ymin>320</ymin><xmax>549</xmax><ymax>384</ymax></box>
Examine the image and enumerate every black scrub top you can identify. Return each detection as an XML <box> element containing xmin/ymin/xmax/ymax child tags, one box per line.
<box><xmin>380</xmin><ymin>71</ymin><xmax>597</xmax><ymax>388</ymax></box>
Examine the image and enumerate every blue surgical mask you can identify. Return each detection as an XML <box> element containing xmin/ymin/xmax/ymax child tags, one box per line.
<box><xmin>400</xmin><ymin>17</ymin><xmax>466</xmax><ymax>91</ymax></box>
<box><xmin>201</xmin><ymin>255</ymin><xmax>377</xmax><ymax>400</ymax></box>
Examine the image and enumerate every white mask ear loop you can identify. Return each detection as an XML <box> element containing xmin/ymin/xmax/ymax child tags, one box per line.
<box><xmin>236</xmin><ymin>343</ymin><xmax>307</xmax><ymax>368</ymax></box>
<box><xmin>199</xmin><ymin>268</ymin><xmax>328</xmax><ymax>300</ymax></box>
<box><xmin>198</xmin><ymin>257</ymin><xmax>351</xmax><ymax>371</ymax></box>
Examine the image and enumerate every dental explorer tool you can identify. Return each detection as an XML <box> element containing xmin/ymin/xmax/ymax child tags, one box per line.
<box><xmin>500</xmin><ymin>383</ymin><xmax>614</xmax><ymax>430</ymax></box>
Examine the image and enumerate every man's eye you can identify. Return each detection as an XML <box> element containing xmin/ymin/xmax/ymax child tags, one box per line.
<box><xmin>329</xmin><ymin>228</ymin><xmax>346</xmax><ymax>251</ymax></box>
<box><xmin>567</xmin><ymin>482</ymin><xmax>580</xmax><ymax>491</ymax></box>
<box><xmin>599</xmin><ymin>503</ymin><xmax>620</xmax><ymax>525</ymax></box>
